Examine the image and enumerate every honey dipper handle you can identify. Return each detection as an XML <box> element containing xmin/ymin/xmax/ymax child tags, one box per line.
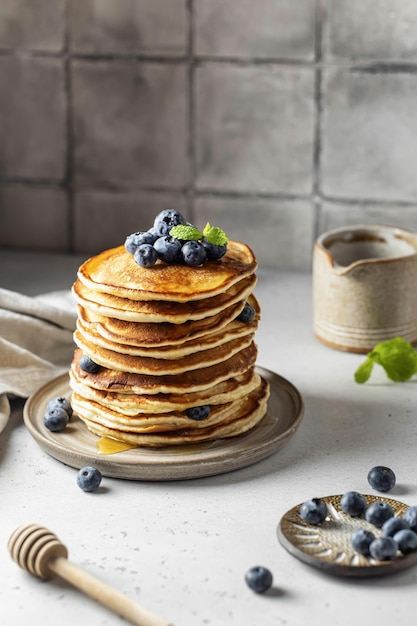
<box><xmin>49</xmin><ymin>557</ymin><xmax>171</xmax><ymax>626</ymax></box>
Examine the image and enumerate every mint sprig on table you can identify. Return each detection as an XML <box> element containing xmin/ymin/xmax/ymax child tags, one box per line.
<box><xmin>354</xmin><ymin>337</ymin><xmax>417</xmax><ymax>383</ymax></box>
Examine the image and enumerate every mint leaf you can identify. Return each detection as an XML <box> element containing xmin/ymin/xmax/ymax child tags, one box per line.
<box><xmin>371</xmin><ymin>337</ymin><xmax>417</xmax><ymax>382</ymax></box>
<box><xmin>354</xmin><ymin>337</ymin><xmax>417</xmax><ymax>383</ymax></box>
<box><xmin>203</xmin><ymin>223</ymin><xmax>229</xmax><ymax>246</ymax></box>
<box><xmin>170</xmin><ymin>224</ymin><xmax>203</xmax><ymax>241</ymax></box>
<box><xmin>354</xmin><ymin>357</ymin><xmax>375</xmax><ymax>384</ymax></box>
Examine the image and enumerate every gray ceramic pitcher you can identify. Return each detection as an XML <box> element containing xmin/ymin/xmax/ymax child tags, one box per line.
<box><xmin>313</xmin><ymin>224</ymin><xmax>417</xmax><ymax>353</ymax></box>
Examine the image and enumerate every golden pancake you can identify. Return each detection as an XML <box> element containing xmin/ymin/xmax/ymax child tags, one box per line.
<box><xmin>69</xmin><ymin>368</ymin><xmax>260</xmax><ymax>415</ymax></box>
<box><xmin>73</xmin><ymin>274</ymin><xmax>257</xmax><ymax>323</ymax></box>
<box><xmin>77</xmin><ymin>240</ymin><xmax>257</xmax><ymax>302</ymax></box>
<box><xmin>73</xmin><ymin>329</ymin><xmax>255</xmax><ymax>375</ymax></box>
<box><xmin>72</xmin><ymin>376</ymin><xmax>268</xmax><ymax>432</ymax></box>
<box><xmin>74</xmin><ymin>377</ymin><xmax>270</xmax><ymax>447</ymax></box>
<box><xmin>71</xmin><ymin>342</ymin><xmax>258</xmax><ymax>394</ymax></box>
<box><xmin>78</xmin><ymin>293</ymin><xmax>259</xmax><ymax>347</ymax></box>
<box><xmin>76</xmin><ymin>312</ymin><xmax>257</xmax><ymax>358</ymax></box>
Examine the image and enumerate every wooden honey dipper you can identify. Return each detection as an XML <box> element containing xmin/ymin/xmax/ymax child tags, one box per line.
<box><xmin>8</xmin><ymin>523</ymin><xmax>172</xmax><ymax>626</ymax></box>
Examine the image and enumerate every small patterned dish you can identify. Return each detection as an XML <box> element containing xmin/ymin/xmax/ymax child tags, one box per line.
<box><xmin>277</xmin><ymin>494</ymin><xmax>417</xmax><ymax>577</ymax></box>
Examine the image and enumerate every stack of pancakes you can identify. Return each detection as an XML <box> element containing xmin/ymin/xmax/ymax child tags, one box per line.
<box><xmin>69</xmin><ymin>240</ymin><xmax>270</xmax><ymax>447</ymax></box>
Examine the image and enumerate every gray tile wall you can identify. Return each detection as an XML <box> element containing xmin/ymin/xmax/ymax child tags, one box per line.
<box><xmin>1</xmin><ymin>0</ymin><xmax>417</xmax><ymax>270</ymax></box>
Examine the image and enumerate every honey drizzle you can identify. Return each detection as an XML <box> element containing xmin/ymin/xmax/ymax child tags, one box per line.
<box><xmin>96</xmin><ymin>436</ymin><xmax>214</xmax><ymax>455</ymax></box>
<box><xmin>97</xmin><ymin>436</ymin><xmax>138</xmax><ymax>455</ymax></box>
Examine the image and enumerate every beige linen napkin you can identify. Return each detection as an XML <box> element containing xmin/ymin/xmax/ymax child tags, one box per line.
<box><xmin>0</xmin><ymin>288</ymin><xmax>77</xmax><ymax>433</ymax></box>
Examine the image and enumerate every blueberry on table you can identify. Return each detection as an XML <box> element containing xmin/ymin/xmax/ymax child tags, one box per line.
<box><xmin>300</xmin><ymin>498</ymin><xmax>328</xmax><ymax>525</ymax></box>
<box><xmin>43</xmin><ymin>408</ymin><xmax>69</xmax><ymax>432</ymax></box>
<box><xmin>402</xmin><ymin>506</ymin><xmax>417</xmax><ymax>532</ymax></box>
<box><xmin>153</xmin><ymin>236</ymin><xmax>182</xmax><ymax>264</ymax></box>
<box><xmin>185</xmin><ymin>405</ymin><xmax>211</xmax><ymax>421</ymax></box>
<box><xmin>134</xmin><ymin>244</ymin><xmax>158</xmax><ymax>268</ymax></box>
<box><xmin>382</xmin><ymin>516</ymin><xmax>409</xmax><ymax>538</ymax></box>
<box><xmin>79</xmin><ymin>355</ymin><xmax>101</xmax><ymax>374</ymax></box>
<box><xmin>365</xmin><ymin>501</ymin><xmax>394</xmax><ymax>528</ymax></box>
<box><xmin>245</xmin><ymin>566</ymin><xmax>273</xmax><ymax>594</ymax></box>
<box><xmin>351</xmin><ymin>528</ymin><xmax>375</xmax><ymax>555</ymax></box>
<box><xmin>369</xmin><ymin>536</ymin><xmax>398</xmax><ymax>561</ymax></box>
<box><xmin>367</xmin><ymin>466</ymin><xmax>396</xmax><ymax>492</ymax></box>
<box><xmin>46</xmin><ymin>396</ymin><xmax>73</xmax><ymax>418</ymax></box>
<box><xmin>154</xmin><ymin>209</ymin><xmax>186</xmax><ymax>237</ymax></box>
<box><xmin>77</xmin><ymin>467</ymin><xmax>102</xmax><ymax>492</ymax></box>
<box><xmin>181</xmin><ymin>241</ymin><xmax>207</xmax><ymax>267</ymax></box>
<box><xmin>393</xmin><ymin>529</ymin><xmax>417</xmax><ymax>554</ymax></box>
<box><xmin>340</xmin><ymin>491</ymin><xmax>367</xmax><ymax>517</ymax></box>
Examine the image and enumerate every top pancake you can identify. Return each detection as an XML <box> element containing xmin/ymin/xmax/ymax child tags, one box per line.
<box><xmin>77</xmin><ymin>240</ymin><xmax>257</xmax><ymax>302</ymax></box>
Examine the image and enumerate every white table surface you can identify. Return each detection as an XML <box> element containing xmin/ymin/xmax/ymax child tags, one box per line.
<box><xmin>1</xmin><ymin>250</ymin><xmax>417</xmax><ymax>626</ymax></box>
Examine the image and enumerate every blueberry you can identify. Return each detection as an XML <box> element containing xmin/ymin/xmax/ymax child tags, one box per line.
<box><xmin>125</xmin><ymin>232</ymin><xmax>141</xmax><ymax>254</ymax></box>
<box><xmin>382</xmin><ymin>516</ymin><xmax>409</xmax><ymax>538</ymax></box>
<box><xmin>43</xmin><ymin>407</ymin><xmax>69</xmax><ymax>432</ymax></box>
<box><xmin>202</xmin><ymin>239</ymin><xmax>227</xmax><ymax>260</ymax></box>
<box><xmin>300</xmin><ymin>498</ymin><xmax>328</xmax><ymax>525</ymax></box>
<box><xmin>236</xmin><ymin>302</ymin><xmax>256</xmax><ymax>323</ymax></box>
<box><xmin>77</xmin><ymin>466</ymin><xmax>102</xmax><ymax>492</ymax></box>
<box><xmin>402</xmin><ymin>506</ymin><xmax>417</xmax><ymax>532</ymax></box>
<box><xmin>125</xmin><ymin>231</ymin><xmax>157</xmax><ymax>255</ymax></box>
<box><xmin>147</xmin><ymin>226</ymin><xmax>159</xmax><ymax>238</ymax></box>
<box><xmin>181</xmin><ymin>241</ymin><xmax>207</xmax><ymax>267</ymax></box>
<box><xmin>79</xmin><ymin>355</ymin><xmax>101</xmax><ymax>374</ymax></box>
<box><xmin>340</xmin><ymin>491</ymin><xmax>367</xmax><ymax>517</ymax></box>
<box><xmin>154</xmin><ymin>209</ymin><xmax>186</xmax><ymax>237</ymax></box>
<box><xmin>351</xmin><ymin>529</ymin><xmax>375</xmax><ymax>555</ymax></box>
<box><xmin>367</xmin><ymin>466</ymin><xmax>396</xmax><ymax>492</ymax></box>
<box><xmin>245</xmin><ymin>566</ymin><xmax>273</xmax><ymax>594</ymax></box>
<box><xmin>369</xmin><ymin>536</ymin><xmax>398</xmax><ymax>561</ymax></box>
<box><xmin>393</xmin><ymin>529</ymin><xmax>417</xmax><ymax>554</ymax></box>
<box><xmin>365</xmin><ymin>501</ymin><xmax>394</xmax><ymax>528</ymax></box>
<box><xmin>46</xmin><ymin>396</ymin><xmax>73</xmax><ymax>418</ymax></box>
<box><xmin>133</xmin><ymin>243</ymin><xmax>158</xmax><ymax>268</ymax></box>
<box><xmin>185</xmin><ymin>405</ymin><xmax>211</xmax><ymax>421</ymax></box>
<box><xmin>153</xmin><ymin>236</ymin><xmax>182</xmax><ymax>264</ymax></box>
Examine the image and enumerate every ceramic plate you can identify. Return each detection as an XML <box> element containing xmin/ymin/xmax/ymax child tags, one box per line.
<box><xmin>23</xmin><ymin>367</ymin><xmax>304</xmax><ymax>481</ymax></box>
<box><xmin>277</xmin><ymin>494</ymin><xmax>417</xmax><ymax>577</ymax></box>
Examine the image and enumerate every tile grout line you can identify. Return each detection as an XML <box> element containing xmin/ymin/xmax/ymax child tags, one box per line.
<box><xmin>313</xmin><ymin>0</ymin><xmax>325</xmax><ymax>240</ymax></box>
<box><xmin>3</xmin><ymin>47</ymin><xmax>417</xmax><ymax>73</ymax></box>
<box><xmin>2</xmin><ymin>176</ymin><xmax>417</xmax><ymax>209</ymax></box>
<box><xmin>186</xmin><ymin>0</ymin><xmax>196</xmax><ymax>222</ymax></box>
<box><xmin>63</xmin><ymin>0</ymin><xmax>75</xmax><ymax>253</ymax></box>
